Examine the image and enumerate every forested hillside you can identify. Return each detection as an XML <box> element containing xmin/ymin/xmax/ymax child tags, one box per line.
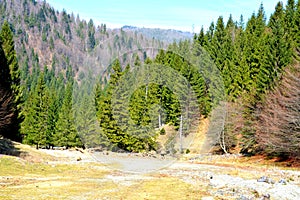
<box><xmin>0</xmin><ymin>0</ymin><xmax>299</xmax><ymax>160</ymax></box>
<box><xmin>0</xmin><ymin>0</ymin><xmax>165</xmax><ymax>77</ymax></box>
<box><xmin>0</xmin><ymin>0</ymin><xmax>165</xmax><ymax>149</ymax></box>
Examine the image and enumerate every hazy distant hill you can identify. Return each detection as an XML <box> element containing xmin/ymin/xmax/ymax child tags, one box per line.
<box><xmin>121</xmin><ymin>25</ymin><xmax>193</xmax><ymax>43</ymax></box>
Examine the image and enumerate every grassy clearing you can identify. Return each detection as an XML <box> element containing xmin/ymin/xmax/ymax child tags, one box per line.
<box><xmin>0</xmin><ymin>154</ymin><xmax>207</xmax><ymax>200</ymax></box>
<box><xmin>0</xmin><ymin>155</ymin><xmax>108</xmax><ymax>200</ymax></box>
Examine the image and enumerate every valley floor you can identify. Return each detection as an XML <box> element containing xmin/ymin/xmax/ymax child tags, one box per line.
<box><xmin>0</xmin><ymin>143</ymin><xmax>300</xmax><ymax>200</ymax></box>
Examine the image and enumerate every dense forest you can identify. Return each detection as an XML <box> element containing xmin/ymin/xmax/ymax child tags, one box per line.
<box><xmin>0</xmin><ymin>0</ymin><xmax>299</xmax><ymax>160</ymax></box>
<box><xmin>0</xmin><ymin>0</ymin><xmax>165</xmax><ymax>149</ymax></box>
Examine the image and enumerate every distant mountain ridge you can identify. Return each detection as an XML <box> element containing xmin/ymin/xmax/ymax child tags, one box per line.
<box><xmin>121</xmin><ymin>25</ymin><xmax>194</xmax><ymax>43</ymax></box>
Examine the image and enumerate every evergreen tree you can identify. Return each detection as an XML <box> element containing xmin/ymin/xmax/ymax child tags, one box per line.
<box><xmin>45</xmin><ymin>85</ymin><xmax>60</xmax><ymax>147</ymax></box>
<box><xmin>74</xmin><ymin>72</ymin><xmax>109</xmax><ymax>148</ymax></box>
<box><xmin>96</xmin><ymin>59</ymin><xmax>126</xmax><ymax>150</ymax></box>
<box><xmin>294</xmin><ymin>0</ymin><xmax>300</xmax><ymax>58</ymax></box>
<box><xmin>54</xmin><ymin>82</ymin><xmax>82</xmax><ymax>148</ymax></box>
<box><xmin>21</xmin><ymin>73</ymin><xmax>50</xmax><ymax>149</ymax></box>
<box><xmin>0</xmin><ymin>21</ymin><xmax>21</xmax><ymax>100</ymax></box>
<box><xmin>0</xmin><ymin>21</ymin><xmax>22</xmax><ymax>141</ymax></box>
<box><xmin>243</xmin><ymin>5</ymin><xmax>267</xmax><ymax>94</ymax></box>
<box><xmin>259</xmin><ymin>1</ymin><xmax>292</xmax><ymax>92</ymax></box>
<box><xmin>211</xmin><ymin>16</ymin><xmax>226</xmax><ymax>72</ymax></box>
<box><xmin>0</xmin><ymin>36</ymin><xmax>15</xmax><ymax>139</ymax></box>
<box><xmin>87</xmin><ymin>19</ymin><xmax>95</xmax><ymax>50</ymax></box>
<box><xmin>238</xmin><ymin>6</ymin><xmax>268</xmax><ymax>154</ymax></box>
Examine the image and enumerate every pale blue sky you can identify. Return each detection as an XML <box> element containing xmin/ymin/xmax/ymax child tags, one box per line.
<box><xmin>46</xmin><ymin>0</ymin><xmax>287</xmax><ymax>32</ymax></box>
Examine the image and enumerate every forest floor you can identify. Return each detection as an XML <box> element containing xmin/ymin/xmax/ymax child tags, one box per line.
<box><xmin>0</xmin><ymin>140</ymin><xmax>300</xmax><ymax>200</ymax></box>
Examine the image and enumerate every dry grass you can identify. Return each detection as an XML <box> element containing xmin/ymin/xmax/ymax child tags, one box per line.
<box><xmin>106</xmin><ymin>177</ymin><xmax>208</xmax><ymax>200</ymax></box>
<box><xmin>0</xmin><ymin>155</ymin><xmax>209</xmax><ymax>200</ymax></box>
<box><xmin>0</xmin><ymin>155</ymin><xmax>109</xmax><ymax>200</ymax></box>
<box><xmin>1</xmin><ymin>139</ymin><xmax>299</xmax><ymax>199</ymax></box>
<box><xmin>0</xmin><ymin>140</ymin><xmax>209</xmax><ymax>200</ymax></box>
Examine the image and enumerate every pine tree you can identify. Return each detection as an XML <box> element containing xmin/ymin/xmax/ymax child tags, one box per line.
<box><xmin>87</xmin><ymin>19</ymin><xmax>95</xmax><ymax>50</ymax></box>
<box><xmin>21</xmin><ymin>73</ymin><xmax>50</xmax><ymax>149</ymax></box>
<box><xmin>0</xmin><ymin>37</ymin><xmax>14</xmax><ymax>139</ymax></box>
<box><xmin>0</xmin><ymin>21</ymin><xmax>22</xmax><ymax>141</ymax></box>
<box><xmin>226</xmin><ymin>21</ymin><xmax>245</xmax><ymax>99</ymax></box>
<box><xmin>285</xmin><ymin>0</ymin><xmax>296</xmax><ymax>35</ymax></box>
<box><xmin>0</xmin><ymin>37</ymin><xmax>11</xmax><ymax>89</ymax></box>
<box><xmin>74</xmin><ymin>72</ymin><xmax>109</xmax><ymax>148</ymax></box>
<box><xmin>45</xmin><ymin>85</ymin><xmax>59</xmax><ymax>147</ymax></box>
<box><xmin>243</xmin><ymin>5</ymin><xmax>267</xmax><ymax>94</ymax></box>
<box><xmin>54</xmin><ymin>82</ymin><xmax>82</xmax><ymax>148</ymax></box>
<box><xmin>96</xmin><ymin>59</ymin><xmax>127</xmax><ymax>150</ymax></box>
<box><xmin>238</xmin><ymin>6</ymin><xmax>267</xmax><ymax>154</ymax></box>
<box><xmin>294</xmin><ymin>0</ymin><xmax>300</xmax><ymax>58</ymax></box>
<box><xmin>211</xmin><ymin>16</ymin><xmax>227</xmax><ymax>72</ymax></box>
<box><xmin>258</xmin><ymin>1</ymin><xmax>292</xmax><ymax>92</ymax></box>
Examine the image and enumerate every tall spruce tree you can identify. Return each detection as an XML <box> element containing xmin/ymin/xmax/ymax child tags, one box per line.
<box><xmin>74</xmin><ymin>72</ymin><xmax>109</xmax><ymax>148</ymax></box>
<box><xmin>0</xmin><ymin>35</ymin><xmax>15</xmax><ymax>139</ymax></box>
<box><xmin>0</xmin><ymin>21</ymin><xmax>22</xmax><ymax>141</ymax></box>
<box><xmin>294</xmin><ymin>0</ymin><xmax>300</xmax><ymax>58</ymax></box>
<box><xmin>0</xmin><ymin>21</ymin><xmax>21</xmax><ymax>100</ymax></box>
<box><xmin>54</xmin><ymin>82</ymin><xmax>82</xmax><ymax>148</ymax></box>
<box><xmin>21</xmin><ymin>73</ymin><xmax>50</xmax><ymax>149</ymax></box>
<box><xmin>96</xmin><ymin>59</ymin><xmax>126</xmax><ymax>150</ymax></box>
<box><xmin>259</xmin><ymin>2</ymin><xmax>292</xmax><ymax>92</ymax></box>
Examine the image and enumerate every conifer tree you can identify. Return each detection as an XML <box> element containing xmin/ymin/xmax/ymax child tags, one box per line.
<box><xmin>259</xmin><ymin>1</ymin><xmax>292</xmax><ymax>92</ymax></box>
<box><xmin>0</xmin><ymin>37</ymin><xmax>15</xmax><ymax>139</ymax></box>
<box><xmin>54</xmin><ymin>82</ymin><xmax>82</xmax><ymax>148</ymax></box>
<box><xmin>21</xmin><ymin>73</ymin><xmax>50</xmax><ymax>149</ymax></box>
<box><xmin>0</xmin><ymin>21</ymin><xmax>21</xmax><ymax>100</ymax></box>
<box><xmin>87</xmin><ymin>19</ymin><xmax>95</xmax><ymax>50</ymax></box>
<box><xmin>96</xmin><ymin>59</ymin><xmax>127</xmax><ymax>150</ymax></box>
<box><xmin>0</xmin><ymin>21</ymin><xmax>22</xmax><ymax>141</ymax></box>
<box><xmin>74</xmin><ymin>72</ymin><xmax>109</xmax><ymax>148</ymax></box>
<box><xmin>294</xmin><ymin>0</ymin><xmax>300</xmax><ymax>58</ymax></box>
<box><xmin>0</xmin><ymin>37</ymin><xmax>11</xmax><ymax>90</ymax></box>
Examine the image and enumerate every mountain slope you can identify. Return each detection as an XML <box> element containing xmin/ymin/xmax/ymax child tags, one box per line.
<box><xmin>0</xmin><ymin>0</ymin><xmax>166</xmax><ymax>80</ymax></box>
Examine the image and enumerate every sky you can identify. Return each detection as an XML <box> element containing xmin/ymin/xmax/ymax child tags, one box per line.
<box><xmin>46</xmin><ymin>0</ymin><xmax>288</xmax><ymax>33</ymax></box>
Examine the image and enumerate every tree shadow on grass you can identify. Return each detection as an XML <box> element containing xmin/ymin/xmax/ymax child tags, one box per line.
<box><xmin>0</xmin><ymin>137</ymin><xmax>27</xmax><ymax>157</ymax></box>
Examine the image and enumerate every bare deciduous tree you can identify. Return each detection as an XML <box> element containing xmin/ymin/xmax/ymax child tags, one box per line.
<box><xmin>256</xmin><ymin>63</ymin><xmax>300</xmax><ymax>159</ymax></box>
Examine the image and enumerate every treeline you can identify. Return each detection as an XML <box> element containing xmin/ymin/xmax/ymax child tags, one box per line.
<box><xmin>0</xmin><ymin>0</ymin><xmax>163</xmax><ymax>149</ymax></box>
<box><xmin>193</xmin><ymin>1</ymin><xmax>300</xmax><ymax>158</ymax></box>
<box><xmin>0</xmin><ymin>20</ymin><xmax>100</xmax><ymax>149</ymax></box>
